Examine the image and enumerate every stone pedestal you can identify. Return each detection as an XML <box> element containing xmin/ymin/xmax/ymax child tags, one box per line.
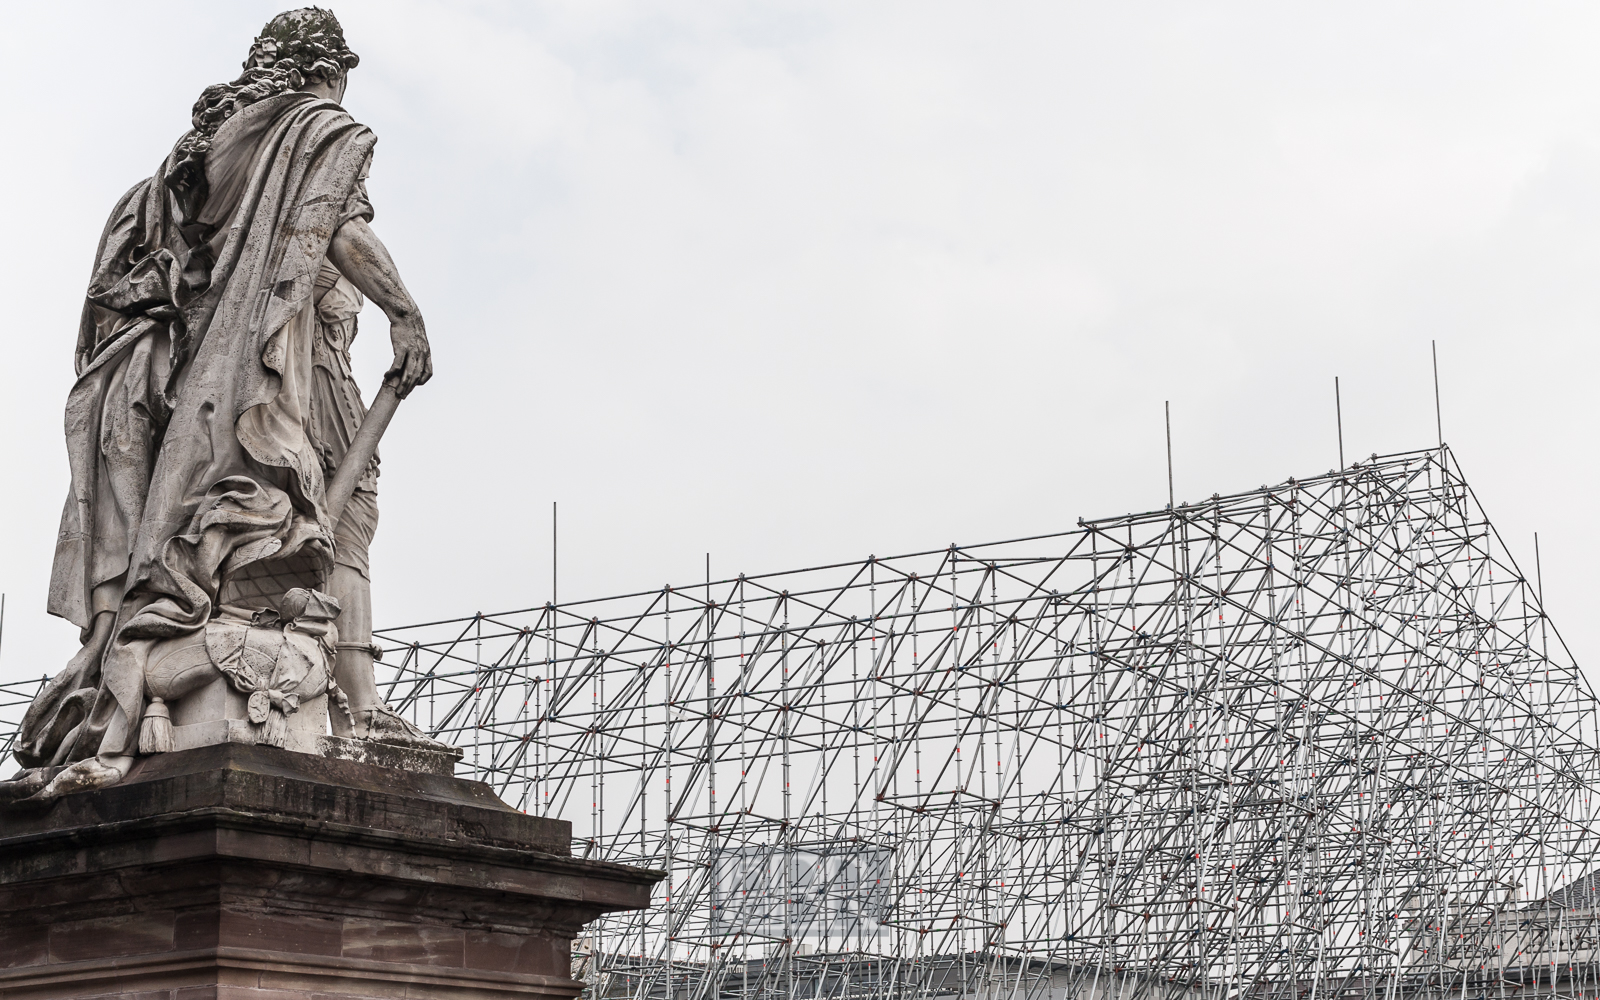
<box><xmin>0</xmin><ymin>743</ymin><xmax>661</xmax><ymax>1000</ymax></box>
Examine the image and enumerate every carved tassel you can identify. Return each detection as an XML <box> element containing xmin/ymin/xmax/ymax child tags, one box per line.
<box><xmin>327</xmin><ymin>676</ymin><xmax>355</xmax><ymax>731</ymax></box>
<box><xmin>139</xmin><ymin>697</ymin><xmax>174</xmax><ymax>754</ymax></box>
<box><xmin>259</xmin><ymin>708</ymin><xmax>288</xmax><ymax>749</ymax></box>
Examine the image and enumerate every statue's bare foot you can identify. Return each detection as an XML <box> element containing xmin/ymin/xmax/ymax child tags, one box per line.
<box><xmin>0</xmin><ymin>767</ymin><xmax>58</xmax><ymax>804</ymax></box>
<box><xmin>359</xmin><ymin>705</ymin><xmax>458</xmax><ymax>754</ymax></box>
<box><xmin>24</xmin><ymin>755</ymin><xmax>133</xmax><ymax>802</ymax></box>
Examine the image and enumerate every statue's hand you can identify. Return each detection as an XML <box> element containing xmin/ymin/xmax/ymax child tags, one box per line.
<box><xmin>386</xmin><ymin>313</ymin><xmax>433</xmax><ymax>399</ymax></box>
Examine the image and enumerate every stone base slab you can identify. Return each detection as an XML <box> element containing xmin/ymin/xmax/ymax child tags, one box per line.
<box><xmin>168</xmin><ymin>718</ymin><xmax>462</xmax><ymax>776</ymax></box>
<box><xmin>315</xmin><ymin>732</ymin><xmax>464</xmax><ymax>775</ymax></box>
<box><xmin>0</xmin><ymin>743</ymin><xmax>661</xmax><ymax>999</ymax></box>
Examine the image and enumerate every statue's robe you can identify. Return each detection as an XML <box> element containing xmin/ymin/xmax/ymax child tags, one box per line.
<box><xmin>18</xmin><ymin>92</ymin><xmax>377</xmax><ymax>767</ymax></box>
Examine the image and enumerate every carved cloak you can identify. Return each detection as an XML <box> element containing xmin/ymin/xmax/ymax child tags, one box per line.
<box><xmin>21</xmin><ymin>92</ymin><xmax>377</xmax><ymax>767</ymax></box>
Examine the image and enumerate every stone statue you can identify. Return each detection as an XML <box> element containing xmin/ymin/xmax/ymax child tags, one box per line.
<box><xmin>2</xmin><ymin>8</ymin><xmax>449</xmax><ymax>802</ymax></box>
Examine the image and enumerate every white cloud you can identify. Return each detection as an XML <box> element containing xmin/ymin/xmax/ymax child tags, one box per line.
<box><xmin>3</xmin><ymin>2</ymin><xmax>1600</xmax><ymax>685</ymax></box>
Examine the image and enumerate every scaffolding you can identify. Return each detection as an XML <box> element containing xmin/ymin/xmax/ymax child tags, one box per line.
<box><xmin>360</xmin><ymin>445</ymin><xmax>1600</xmax><ymax>1000</ymax></box>
<box><xmin>4</xmin><ymin>444</ymin><xmax>1599</xmax><ymax>999</ymax></box>
<box><xmin>0</xmin><ymin>678</ymin><xmax>38</xmax><ymax>764</ymax></box>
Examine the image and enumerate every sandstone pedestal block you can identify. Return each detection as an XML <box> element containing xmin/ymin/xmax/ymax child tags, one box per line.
<box><xmin>0</xmin><ymin>744</ymin><xmax>661</xmax><ymax>1000</ymax></box>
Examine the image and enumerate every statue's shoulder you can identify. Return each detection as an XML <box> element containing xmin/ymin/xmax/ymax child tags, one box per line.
<box><xmin>207</xmin><ymin>94</ymin><xmax>373</xmax><ymax>194</ymax></box>
<box><xmin>288</xmin><ymin>98</ymin><xmax>378</xmax><ymax>158</ymax></box>
<box><xmin>91</xmin><ymin>176</ymin><xmax>155</xmax><ymax>267</ymax></box>
<box><xmin>101</xmin><ymin>177</ymin><xmax>152</xmax><ymax>233</ymax></box>
<box><xmin>222</xmin><ymin>92</ymin><xmax>370</xmax><ymax>143</ymax></box>
<box><xmin>301</xmin><ymin>96</ymin><xmax>371</xmax><ymax>132</ymax></box>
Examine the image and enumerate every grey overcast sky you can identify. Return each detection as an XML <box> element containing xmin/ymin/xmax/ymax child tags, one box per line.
<box><xmin>2</xmin><ymin>2</ymin><xmax>1598</xmax><ymax>684</ymax></box>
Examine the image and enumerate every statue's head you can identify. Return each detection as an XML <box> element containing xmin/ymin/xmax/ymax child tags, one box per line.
<box><xmin>181</xmin><ymin>8</ymin><xmax>360</xmax><ymax>157</ymax></box>
<box><xmin>244</xmin><ymin>8</ymin><xmax>361</xmax><ymax>93</ymax></box>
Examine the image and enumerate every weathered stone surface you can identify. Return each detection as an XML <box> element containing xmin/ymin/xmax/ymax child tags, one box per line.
<box><xmin>14</xmin><ymin>9</ymin><xmax>450</xmax><ymax>797</ymax></box>
<box><xmin>316</xmin><ymin>733</ymin><xmax>463</xmax><ymax>775</ymax></box>
<box><xmin>0</xmin><ymin>744</ymin><xmax>662</xmax><ymax>999</ymax></box>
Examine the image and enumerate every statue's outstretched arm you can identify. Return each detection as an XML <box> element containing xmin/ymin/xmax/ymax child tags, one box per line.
<box><xmin>328</xmin><ymin>218</ymin><xmax>433</xmax><ymax>398</ymax></box>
